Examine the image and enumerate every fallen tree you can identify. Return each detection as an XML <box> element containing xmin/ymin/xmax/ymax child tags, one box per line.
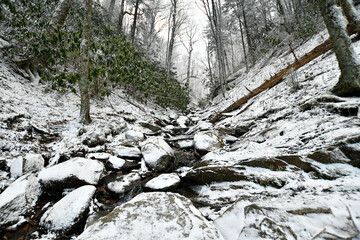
<box><xmin>210</xmin><ymin>26</ymin><xmax>356</xmax><ymax>123</ymax></box>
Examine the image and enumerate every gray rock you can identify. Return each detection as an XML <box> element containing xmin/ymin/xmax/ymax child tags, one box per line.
<box><xmin>10</xmin><ymin>154</ymin><xmax>44</xmax><ymax>178</ymax></box>
<box><xmin>39</xmin><ymin>158</ymin><xmax>104</xmax><ymax>190</ymax></box>
<box><xmin>141</xmin><ymin>137</ymin><xmax>175</xmax><ymax>172</ymax></box>
<box><xmin>0</xmin><ymin>173</ymin><xmax>41</xmax><ymax>228</ymax></box>
<box><xmin>106</xmin><ymin>172</ymin><xmax>141</xmax><ymax>194</ymax></box>
<box><xmin>113</xmin><ymin>146</ymin><xmax>142</xmax><ymax>160</ymax></box>
<box><xmin>77</xmin><ymin>192</ymin><xmax>223</xmax><ymax>240</ymax></box>
<box><xmin>106</xmin><ymin>156</ymin><xmax>140</xmax><ymax>171</ymax></box>
<box><xmin>194</xmin><ymin>131</ymin><xmax>224</xmax><ymax>154</ymax></box>
<box><xmin>40</xmin><ymin>185</ymin><xmax>96</xmax><ymax>235</ymax></box>
<box><xmin>144</xmin><ymin>173</ymin><xmax>181</xmax><ymax>191</ymax></box>
<box><xmin>125</xmin><ymin>130</ymin><xmax>145</xmax><ymax>142</ymax></box>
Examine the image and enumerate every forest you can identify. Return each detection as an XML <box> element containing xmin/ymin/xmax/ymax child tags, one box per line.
<box><xmin>0</xmin><ymin>0</ymin><xmax>360</xmax><ymax>239</ymax></box>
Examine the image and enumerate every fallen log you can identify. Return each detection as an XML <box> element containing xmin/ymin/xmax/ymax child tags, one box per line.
<box><xmin>210</xmin><ymin>26</ymin><xmax>356</xmax><ymax>123</ymax></box>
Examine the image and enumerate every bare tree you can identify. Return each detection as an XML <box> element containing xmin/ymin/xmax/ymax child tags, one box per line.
<box><xmin>340</xmin><ymin>0</ymin><xmax>360</xmax><ymax>34</ymax></box>
<box><xmin>79</xmin><ymin>0</ymin><xmax>92</xmax><ymax>124</ymax></box>
<box><xmin>108</xmin><ymin>0</ymin><xmax>116</xmax><ymax>21</ymax></box>
<box><xmin>118</xmin><ymin>0</ymin><xmax>126</xmax><ymax>33</ymax></box>
<box><xmin>319</xmin><ymin>0</ymin><xmax>360</xmax><ymax>96</ymax></box>
<box><xmin>130</xmin><ymin>0</ymin><xmax>141</xmax><ymax>43</ymax></box>
<box><xmin>165</xmin><ymin>0</ymin><xmax>186</xmax><ymax>77</ymax></box>
<box><xmin>180</xmin><ymin>24</ymin><xmax>198</xmax><ymax>89</ymax></box>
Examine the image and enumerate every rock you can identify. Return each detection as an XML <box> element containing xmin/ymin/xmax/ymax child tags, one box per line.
<box><xmin>0</xmin><ymin>157</ymin><xmax>6</xmax><ymax>170</ymax></box>
<box><xmin>40</xmin><ymin>185</ymin><xmax>96</xmax><ymax>235</ymax></box>
<box><xmin>10</xmin><ymin>154</ymin><xmax>44</xmax><ymax>178</ymax></box>
<box><xmin>39</xmin><ymin>158</ymin><xmax>104</xmax><ymax>190</ymax></box>
<box><xmin>174</xmin><ymin>151</ymin><xmax>194</xmax><ymax>167</ymax></box>
<box><xmin>82</xmin><ymin>134</ymin><xmax>106</xmax><ymax>148</ymax></box>
<box><xmin>125</xmin><ymin>130</ymin><xmax>145</xmax><ymax>142</ymax></box>
<box><xmin>144</xmin><ymin>173</ymin><xmax>180</xmax><ymax>191</ymax></box>
<box><xmin>325</xmin><ymin>104</ymin><xmax>358</xmax><ymax>117</ymax></box>
<box><xmin>141</xmin><ymin>137</ymin><xmax>175</xmax><ymax>172</ymax></box>
<box><xmin>106</xmin><ymin>172</ymin><xmax>141</xmax><ymax>194</ymax></box>
<box><xmin>0</xmin><ymin>174</ymin><xmax>41</xmax><ymax>228</ymax></box>
<box><xmin>112</xmin><ymin>146</ymin><xmax>142</xmax><ymax>160</ymax></box>
<box><xmin>106</xmin><ymin>156</ymin><xmax>140</xmax><ymax>171</ymax></box>
<box><xmin>177</xmin><ymin>116</ymin><xmax>189</xmax><ymax>128</ymax></box>
<box><xmin>307</xmin><ymin>149</ymin><xmax>350</xmax><ymax>164</ymax></box>
<box><xmin>77</xmin><ymin>192</ymin><xmax>223</xmax><ymax>240</ymax></box>
<box><xmin>139</xmin><ymin>122</ymin><xmax>162</xmax><ymax>133</ymax></box>
<box><xmin>87</xmin><ymin>153</ymin><xmax>110</xmax><ymax>161</ymax></box>
<box><xmin>194</xmin><ymin>131</ymin><xmax>224</xmax><ymax>154</ymax></box>
<box><xmin>240</xmin><ymin>158</ymin><xmax>288</xmax><ymax>171</ymax></box>
<box><xmin>339</xmin><ymin>143</ymin><xmax>360</xmax><ymax>168</ymax></box>
<box><xmin>175</xmin><ymin>140</ymin><xmax>194</xmax><ymax>149</ymax></box>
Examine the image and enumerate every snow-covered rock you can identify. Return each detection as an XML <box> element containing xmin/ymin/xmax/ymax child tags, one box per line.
<box><xmin>141</xmin><ymin>137</ymin><xmax>175</xmax><ymax>172</ymax></box>
<box><xmin>106</xmin><ymin>172</ymin><xmax>141</xmax><ymax>194</ymax></box>
<box><xmin>9</xmin><ymin>153</ymin><xmax>45</xmax><ymax>179</ymax></box>
<box><xmin>77</xmin><ymin>192</ymin><xmax>223</xmax><ymax>240</ymax></box>
<box><xmin>39</xmin><ymin>158</ymin><xmax>104</xmax><ymax>189</ymax></box>
<box><xmin>87</xmin><ymin>153</ymin><xmax>110</xmax><ymax>161</ymax></box>
<box><xmin>125</xmin><ymin>130</ymin><xmax>145</xmax><ymax>142</ymax></box>
<box><xmin>106</xmin><ymin>156</ymin><xmax>140</xmax><ymax>171</ymax></box>
<box><xmin>0</xmin><ymin>173</ymin><xmax>41</xmax><ymax>228</ymax></box>
<box><xmin>176</xmin><ymin>140</ymin><xmax>194</xmax><ymax>149</ymax></box>
<box><xmin>194</xmin><ymin>131</ymin><xmax>224</xmax><ymax>154</ymax></box>
<box><xmin>144</xmin><ymin>173</ymin><xmax>181</xmax><ymax>191</ymax></box>
<box><xmin>40</xmin><ymin>185</ymin><xmax>96</xmax><ymax>234</ymax></box>
<box><xmin>112</xmin><ymin>146</ymin><xmax>142</xmax><ymax>160</ymax></box>
<box><xmin>177</xmin><ymin>116</ymin><xmax>189</xmax><ymax>128</ymax></box>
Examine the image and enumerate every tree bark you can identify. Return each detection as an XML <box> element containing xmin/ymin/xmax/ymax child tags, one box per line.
<box><xmin>118</xmin><ymin>0</ymin><xmax>126</xmax><ymax>33</ymax></box>
<box><xmin>130</xmin><ymin>0</ymin><xmax>140</xmax><ymax>44</ymax></box>
<box><xmin>319</xmin><ymin>0</ymin><xmax>360</xmax><ymax>96</ymax></box>
<box><xmin>166</xmin><ymin>0</ymin><xmax>177</xmax><ymax>77</ymax></box>
<box><xmin>108</xmin><ymin>0</ymin><xmax>116</xmax><ymax>21</ymax></box>
<box><xmin>79</xmin><ymin>0</ymin><xmax>92</xmax><ymax>124</ymax></box>
<box><xmin>340</xmin><ymin>0</ymin><xmax>360</xmax><ymax>34</ymax></box>
<box><xmin>50</xmin><ymin>0</ymin><xmax>73</xmax><ymax>28</ymax></box>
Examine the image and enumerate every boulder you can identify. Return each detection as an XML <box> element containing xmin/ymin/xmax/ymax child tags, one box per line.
<box><xmin>38</xmin><ymin>158</ymin><xmax>104</xmax><ymax>190</ymax></box>
<box><xmin>0</xmin><ymin>157</ymin><xmax>6</xmax><ymax>170</ymax></box>
<box><xmin>125</xmin><ymin>130</ymin><xmax>145</xmax><ymax>142</ymax></box>
<box><xmin>0</xmin><ymin>173</ymin><xmax>41</xmax><ymax>228</ymax></box>
<box><xmin>339</xmin><ymin>143</ymin><xmax>360</xmax><ymax>168</ymax></box>
<box><xmin>177</xmin><ymin>116</ymin><xmax>189</xmax><ymax>128</ymax></box>
<box><xmin>175</xmin><ymin>140</ymin><xmax>194</xmax><ymax>149</ymax></box>
<box><xmin>141</xmin><ymin>137</ymin><xmax>175</xmax><ymax>172</ymax></box>
<box><xmin>112</xmin><ymin>146</ymin><xmax>142</xmax><ymax>160</ymax></box>
<box><xmin>307</xmin><ymin>149</ymin><xmax>350</xmax><ymax>164</ymax></box>
<box><xmin>174</xmin><ymin>151</ymin><xmax>194</xmax><ymax>167</ymax></box>
<box><xmin>106</xmin><ymin>172</ymin><xmax>141</xmax><ymax>194</ymax></box>
<box><xmin>76</xmin><ymin>192</ymin><xmax>223</xmax><ymax>240</ymax></box>
<box><xmin>106</xmin><ymin>156</ymin><xmax>140</xmax><ymax>171</ymax></box>
<box><xmin>194</xmin><ymin>131</ymin><xmax>224</xmax><ymax>154</ymax></box>
<box><xmin>144</xmin><ymin>173</ymin><xmax>181</xmax><ymax>191</ymax></box>
<box><xmin>40</xmin><ymin>185</ymin><xmax>96</xmax><ymax>235</ymax></box>
<box><xmin>10</xmin><ymin>154</ymin><xmax>44</xmax><ymax>178</ymax></box>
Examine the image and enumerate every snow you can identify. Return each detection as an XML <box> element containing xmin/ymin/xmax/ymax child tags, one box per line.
<box><xmin>107</xmin><ymin>155</ymin><xmax>126</xmax><ymax>169</ymax></box>
<box><xmin>144</xmin><ymin>173</ymin><xmax>180</xmax><ymax>190</ymax></box>
<box><xmin>177</xmin><ymin>116</ymin><xmax>189</xmax><ymax>127</ymax></box>
<box><xmin>38</xmin><ymin>158</ymin><xmax>104</xmax><ymax>187</ymax></box>
<box><xmin>76</xmin><ymin>192</ymin><xmax>224</xmax><ymax>240</ymax></box>
<box><xmin>0</xmin><ymin>173</ymin><xmax>41</xmax><ymax>227</ymax></box>
<box><xmin>40</xmin><ymin>185</ymin><xmax>96</xmax><ymax>233</ymax></box>
<box><xmin>10</xmin><ymin>156</ymin><xmax>23</xmax><ymax>179</ymax></box>
<box><xmin>87</xmin><ymin>153</ymin><xmax>110</xmax><ymax>160</ymax></box>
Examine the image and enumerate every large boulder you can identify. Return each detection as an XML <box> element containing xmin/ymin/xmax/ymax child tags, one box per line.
<box><xmin>0</xmin><ymin>173</ymin><xmax>41</xmax><ymax>228</ymax></box>
<box><xmin>106</xmin><ymin>156</ymin><xmax>140</xmax><ymax>171</ymax></box>
<box><xmin>77</xmin><ymin>192</ymin><xmax>223</xmax><ymax>240</ymax></box>
<box><xmin>141</xmin><ymin>137</ymin><xmax>174</xmax><ymax>172</ymax></box>
<box><xmin>194</xmin><ymin>131</ymin><xmax>224</xmax><ymax>154</ymax></box>
<box><xmin>38</xmin><ymin>158</ymin><xmax>104</xmax><ymax>189</ymax></box>
<box><xmin>10</xmin><ymin>154</ymin><xmax>44</xmax><ymax>178</ymax></box>
<box><xmin>144</xmin><ymin>173</ymin><xmax>181</xmax><ymax>191</ymax></box>
<box><xmin>40</xmin><ymin>185</ymin><xmax>96</xmax><ymax>235</ymax></box>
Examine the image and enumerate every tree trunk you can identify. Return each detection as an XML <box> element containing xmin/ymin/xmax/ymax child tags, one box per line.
<box><xmin>118</xmin><ymin>0</ymin><xmax>126</xmax><ymax>33</ymax></box>
<box><xmin>130</xmin><ymin>0</ymin><xmax>140</xmax><ymax>44</ymax></box>
<box><xmin>237</xmin><ymin>15</ymin><xmax>248</xmax><ymax>71</ymax></box>
<box><xmin>340</xmin><ymin>0</ymin><xmax>360</xmax><ymax>34</ymax></box>
<box><xmin>50</xmin><ymin>0</ymin><xmax>73</xmax><ymax>28</ymax></box>
<box><xmin>319</xmin><ymin>0</ymin><xmax>360</xmax><ymax>96</ymax></box>
<box><xmin>166</xmin><ymin>0</ymin><xmax>177</xmax><ymax>77</ymax></box>
<box><xmin>108</xmin><ymin>0</ymin><xmax>116</xmax><ymax>21</ymax></box>
<box><xmin>79</xmin><ymin>0</ymin><xmax>92</xmax><ymax>124</ymax></box>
